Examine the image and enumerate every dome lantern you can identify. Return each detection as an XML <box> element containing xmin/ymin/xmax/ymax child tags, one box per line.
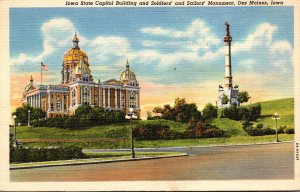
<box><xmin>72</xmin><ymin>31</ymin><xmax>79</xmax><ymax>49</ymax></box>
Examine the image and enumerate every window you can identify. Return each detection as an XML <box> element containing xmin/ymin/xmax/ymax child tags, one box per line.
<box><xmin>83</xmin><ymin>76</ymin><xmax>89</xmax><ymax>82</ymax></box>
<box><xmin>72</xmin><ymin>88</ymin><xmax>76</xmax><ymax>107</ymax></box>
<box><xmin>57</xmin><ymin>100</ymin><xmax>61</xmax><ymax>111</ymax></box>
<box><xmin>130</xmin><ymin>91</ymin><xmax>136</xmax><ymax>100</ymax></box>
<box><xmin>82</xmin><ymin>87</ymin><xmax>90</xmax><ymax>105</ymax></box>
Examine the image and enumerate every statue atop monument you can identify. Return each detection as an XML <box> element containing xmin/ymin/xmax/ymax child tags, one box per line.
<box><xmin>225</xmin><ymin>22</ymin><xmax>230</xmax><ymax>36</ymax></box>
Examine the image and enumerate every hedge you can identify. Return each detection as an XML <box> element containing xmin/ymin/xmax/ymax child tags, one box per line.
<box><xmin>10</xmin><ymin>145</ymin><xmax>86</xmax><ymax>163</ymax></box>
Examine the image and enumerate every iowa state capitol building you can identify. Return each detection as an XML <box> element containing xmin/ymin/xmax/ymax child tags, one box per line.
<box><xmin>23</xmin><ymin>34</ymin><xmax>141</xmax><ymax>118</ymax></box>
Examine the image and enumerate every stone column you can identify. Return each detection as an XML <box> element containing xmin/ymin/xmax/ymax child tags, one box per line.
<box><xmin>35</xmin><ymin>94</ymin><xmax>38</xmax><ymax>107</ymax></box>
<box><xmin>38</xmin><ymin>94</ymin><xmax>40</xmax><ymax>108</ymax></box>
<box><xmin>138</xmin><ymin>91</ymin><xmax>140</xmax><ymax>108</ymax></box>
<box><xmin>99</xmin><ymin>87</ymin><xmax>102</xmax><ymax>107</ymax></box>
<box><xmin>108</xmin><ymin>88</ymin><xmax>110</xmax><ymax>108</ymax></box>
<box><xmin>119</xmin><ymin>88</ymin><xmax>123</xmax><ymax>109</ymax></box>
<box><xmin>48</xmin><ymin>93</ymin><xmax>51</xmax><ymax>111</ymax></box>
<box><xmin>127</xmin><ymin>90</ymin><xmax>130</xmax><ymax>108</ymax></box>
<box><xmin>54</xmin><ymin>94</ymin><xmax>57</xmax><ymax>111</ymax></box>
<box><xmin>62</xmin><ymin>95</ymin><xmax>64</xmax><ymax>112</ymax></box>
<box><xmin>115</xmin><ymin>88</ymin><xmax>117</xmax><ymax>108</ymax></box>
<box><xmin>103</xmin><ymin>88</ymin><xmax>106</xmax><ymax>107</ymax></box>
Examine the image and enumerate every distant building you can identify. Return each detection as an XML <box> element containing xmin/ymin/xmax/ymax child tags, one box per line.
<box><xmin>22</xmin><ymin>33</ymin><xmax>141</xmax><ymax>118</ymax></box>
<box><xmin>217</xmin><ymin>22</ymin><xmax>239</xmax><ymax>108</ymax></box>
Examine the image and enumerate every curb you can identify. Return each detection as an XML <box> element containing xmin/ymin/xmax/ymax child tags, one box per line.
<box><xmin>10</xmin><ymin>154</ymin><xmax>188</xmax><ymax>170</ymax></box>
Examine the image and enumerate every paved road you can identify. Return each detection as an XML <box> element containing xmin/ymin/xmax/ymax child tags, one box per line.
<box><xmin>10</xmin><ymin>142</ymin><xmax>294</xmax><ymax>181</ymax></box>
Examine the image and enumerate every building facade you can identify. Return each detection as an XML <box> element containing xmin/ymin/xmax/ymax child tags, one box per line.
<box><xmin>217</xmin><ymin>22</ymin><xmax>239</xmax><ymax>108</ymax></box>
<box><xmin>23</xmin><ymin>34</ymin><xmax>141</xmax><ymax>118</ymax></box>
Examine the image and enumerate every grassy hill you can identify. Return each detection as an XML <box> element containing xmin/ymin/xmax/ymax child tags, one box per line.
<box><xmin>211</xmin><ymin>98</ymin><xmax>294</xmax><ymax>136</ymax></box>
<box><xmin>249</xmin><ymin>98</ymin><xmax>294</xmax><ymax>128</ymax></box>
<box><xmin>11</xmin><ymin>98</ymin><xmax>294</xmax><ymax>149</ymax></box>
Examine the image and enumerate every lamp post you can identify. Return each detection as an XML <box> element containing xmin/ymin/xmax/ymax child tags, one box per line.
<box><xmin>28</xmin><ymin>109</ymin><xmax>31</xmax><ymax>127</ymax></box>
<box><xmin>272</xmin><ymin>112</ymin><xmax>280</xmax><ymax>142</ymax></box>
<box><xmin>13</xmin><ymin>115</ymin><xmax>18</xmax><ymax>147</ymax></box>
<box><xmin>125</xmin><ymin>107</ymin><xmax>137</xmax><ymax>158</ymax></box>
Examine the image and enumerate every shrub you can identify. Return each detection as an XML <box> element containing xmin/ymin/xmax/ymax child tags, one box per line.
<box><xmin>185</xmin><ymin>121</ymin><xmax>226</xmax><ymax>138</ymax></box>
<box><xmin>285</xmin><ymin>127</ymin><xmax>294</xmax><ymax>134</ymax></box>
<box><xmin>32</xmin><ymin>106</ymin><xmax>126</xmax><ymax>128</ymax></box>
<box><xmin>133</xmin><ymin>124</ymin><xmax>172</xmax><ymax>140</ymax></box>
<box><xmin>220</xmin><ymin>104</ymin><xmax>261</xmax><ymax>121</ymax></box>
<box><xmin>278</xmin><ymin>126</ymin><xmax>285</xmax><ymax>134</ymax></box>
<box><xmin>10</xmin><ymin>145</ymin><xmax>86</xmax><ymax>163</ymax></box>
<box><xmin>202</xmin><ymin>103</ymin><xmax>218</xmax><ymax>120</ymax></box>
<box><xmin>243</xmin><ymin>124</ymin><xmax>275</xmax><ymax>136</ymax></box>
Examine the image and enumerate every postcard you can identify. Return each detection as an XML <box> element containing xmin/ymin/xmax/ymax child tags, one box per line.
<box><xmin>0</xmin><ymin>0</ymin><xmax>299</xmax><ymax>191</ymax></box>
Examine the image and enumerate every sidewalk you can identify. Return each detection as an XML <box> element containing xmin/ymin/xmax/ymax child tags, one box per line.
<box><xmin>10</xmin><ymin>153</ymin><xmax>188</xmax><ymax>170</ymax></box>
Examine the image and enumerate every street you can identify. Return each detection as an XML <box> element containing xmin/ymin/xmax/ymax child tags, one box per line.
<box><xmin>10</xmin><ymin>142</ymin><xmax>294</xmax><ymax>181</ymax></box>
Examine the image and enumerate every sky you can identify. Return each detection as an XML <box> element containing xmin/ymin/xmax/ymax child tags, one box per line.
<box><xmin>10</xmin><ymin>7</ymin><xmax>294</xmax><ymax>118</ymax></box>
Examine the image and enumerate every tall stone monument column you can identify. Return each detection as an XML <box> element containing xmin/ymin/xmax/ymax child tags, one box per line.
<box><xmin>224</xmin><ymin>22</ymin><xmax>232</xmax><ymax>89</ymax></box>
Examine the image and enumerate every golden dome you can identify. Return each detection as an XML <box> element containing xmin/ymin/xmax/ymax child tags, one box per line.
<box><xmin>63</xmin><ymin>33</ymin><xmax>89</xmax><ymax>65</ymax></box>
<box><xmin>120</xmin><ymin>60</ymin><xmax>136</xmax><ymax>81</ymax></box>
<box><xmin>63</xmin><ymin>48</ymin><xmax>88</xmax><ymax>63</ymax></box>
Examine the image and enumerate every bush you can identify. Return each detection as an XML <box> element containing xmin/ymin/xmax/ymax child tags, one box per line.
<box><xmin>285</xmin><ymin>127</ymin><xmax>294</xmax><ymax>134</ymax></box>
<box><xmin>10</xmin><ymin>145</ymin><xmax>86</xmax><ymax>163</ymax></box>
<box><xmin>32</xmin><ymin>106</ymin><xmax>126</xmax><ymax>128</ymax></box>
<box><xmin>133</xmin><ymin>124</ymin><xmax>172</xmax><ymax>140</ymax></box>
<box><xmin>185</xmin><ymin>121</ymin><xmax>226</xmax><ymax>138</ymax></box>
<box><xmin>243</xmin><ymin>124</ymin><xmax>275</xmax><ymax>136</ymax></box>
<box><xmin>220</xmin><ymin>104</ymin><xmax>261</xmax><ymax>121</ymax></box>
<box><xmin>202</xmin><ymin>103</ymin><xmax>218</xmax><ymax>120</ymax></box>
<box><xmin>278</xmin><ymin>126</ymin><xmax>285</xmax><ymax>134</ymax></box>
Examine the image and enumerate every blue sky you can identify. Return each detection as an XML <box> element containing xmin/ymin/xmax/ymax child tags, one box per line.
<box><xmin>10</xmin><ymin>7</ymin><xmax>294</xmax><ymax>114</ymax></box>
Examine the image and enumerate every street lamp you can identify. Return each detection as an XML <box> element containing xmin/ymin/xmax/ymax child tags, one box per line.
<box><xmin>125</xmin><ymin>107</ymin><xmax>137</xmax><ymax>158</ymax></box>
<box><xmin>13</xmin><ymin>115</ymin><xmax>18</xmax><ymax>147</ymax></box>
<box><xmin>28</xmin><ymin>109</ymin><xmax>31</xmax><ymax>127</ymax></box>
<box><xmin>272</xmin><ymin>112</ymin><xmax>280</xmax><ymax>142</ymax></box>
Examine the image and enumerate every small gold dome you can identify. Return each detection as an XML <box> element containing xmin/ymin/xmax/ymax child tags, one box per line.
<box><xmin>120</xmin><ymin>60</ymin><xmax>136</xmax><ymax>81</ymax></box>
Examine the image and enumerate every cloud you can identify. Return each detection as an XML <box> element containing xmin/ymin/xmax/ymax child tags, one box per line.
<box><xmin>11</xmin><ymin>18</ymin><xmax>75</xmax><ymax>66</ymax></box>
<box><xmin>232</xmin><ymin>23</ymin><xmax>293</xmax><ymax>73</ymax></box>
<box><xmin>141</xmin><ymin>19</ymin><xmax>220</xmax><ymax>45</ymax></box>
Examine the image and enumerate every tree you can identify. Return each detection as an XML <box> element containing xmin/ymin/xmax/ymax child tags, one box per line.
<box><xmin>12</xmin><ymin>104</ymin><xmax>47</xmax><ymax>125</ymax></box>
<box><xmin>222</xmin><ymin>95</ymin><xmax>229</xmax><ymax>105</ymax></box>
<box><xmin>202</xmin><ymin>103</ymin><xmax>218</xmax><ymax>120</ymax></box>
<box><xmin>152</xmin><ymin>98</ymin><xmax>202</xmax><ymax>123</ymax></box>
<box><xmin>31</xmin><ymin>108</ymin><xmax>46</xmax><ymax>120</ymax></box>
<box><xmin>237</xmin><ymin>91</ymin><xmax>251</xmax><ymax>106</ymax></box>
<box><xmin>153</xmin><ymin>106</ymin><xmax>163</xmax><ymax>114</ymax></box>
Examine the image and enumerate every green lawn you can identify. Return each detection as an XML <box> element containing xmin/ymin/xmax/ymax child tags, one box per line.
<box><xmin>19</xmin><ymin>134</ymin><xmax>294</xmax><ymax>149</ymax></box>
<box><xmin>135</xmin><ymin>134</ymin><xmax>294</xmax><ymax>148</ymax></box>
<box><xmin>211</xmin><ymin>118</ymin><xmax>247</xmax><ymax>136</ymax></box>
<box><xmin>11</xmin><ymin>98</ymin><xmax>294</xmax><ymax>149</ymax></box>
<box><xmin>249</xmin><ymin>98</ymin><xmax>294</xmax><ymax>128</ymax></box>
